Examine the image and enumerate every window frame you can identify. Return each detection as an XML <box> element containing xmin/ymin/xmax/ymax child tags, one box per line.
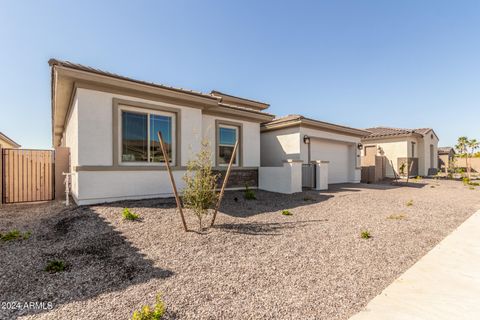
<box><xmin>112</xmin><ymin>98</ymin><xmax>181</xmax><ymax>170</ymax></box>
<box><xmin>215</xmin><ymin>120</ymin><xmax>242</xmax><ymax>167</ymax></box>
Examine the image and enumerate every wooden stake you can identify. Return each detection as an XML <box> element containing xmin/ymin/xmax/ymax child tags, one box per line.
<box><xmin>211</xmin><ymin>140</ymin><xmax>239</xmax><ymax>227</ymax></box>
<box><xmin>157</xmin><ymin>131</ymin><xmax>188</xmax><ymax>232</ymax></box>
<box><xmin>390</xmin><ymin>160</ymin><xmax>399</xmax><ymax>184</ymax></box>
<box><xmin>406</xmin><ymin>160</ymin><xmax>414</xmax><ymax>184</ymax></box>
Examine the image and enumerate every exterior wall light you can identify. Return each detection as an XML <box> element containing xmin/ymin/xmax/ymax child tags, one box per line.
<box><xmin>303</xmin><ymin>135</ymin><xmax>310</xmax><ymax>144</ymax></box>
<box><xmin>357</xmin><ymin>143</ymin><xmax>363</xmax><ymax>150</ymax></box>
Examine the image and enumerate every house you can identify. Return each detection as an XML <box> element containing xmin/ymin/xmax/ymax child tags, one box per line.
<box><xmin>0</xmin><ymin>132</ymin><xmax>20</xmax><ymax>149</ymax></box>
<box><xmin>260</xmin><ymin>115</ymin><xmax>369</xmax><ymax>188</ymax></box>
<box><xmin>438</xmin><ymin>147</ymin><xmax>455</xmax><ymax>172</ymax></box>
<box><xmin>361</xmin><ymin>127</ymin><xmax>439</xmax><ymax>178</ymax></box>
<box><xmin>49</xmin><ymin>59</ymin><xmax>274</xmax><ymax>205</ymax></box>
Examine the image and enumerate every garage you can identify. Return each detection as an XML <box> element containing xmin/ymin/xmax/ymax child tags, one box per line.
<box><xmin>261</xmin><ymin>115</ymin><xmax>369</xmax><ymax>189</ymax></box>
<box><xmin>310</xmin><ymin>139</ymin><xmax>354</xmax><ymax>184</ymax></box>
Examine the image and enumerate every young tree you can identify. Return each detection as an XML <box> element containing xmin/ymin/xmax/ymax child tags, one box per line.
<box><xmin>456</xmin><ymin>136</ymin><xmax>470</xmax><ymax>178</ymax></box>
<box><xmin>468</xmin><ymin>139</ymin><xmax>479</xmax><ymax>178</ymax></box>
<box><xmin>182</xmin><ymin>140</ymin><xmax>219</xmax><ymax>231</ymax></box>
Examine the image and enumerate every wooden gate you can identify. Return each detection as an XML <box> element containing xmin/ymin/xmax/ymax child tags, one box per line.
<box><xmin>1</xmin><ymin>149</ymin><xmax>55</xmax><ymax>203</ymax></box>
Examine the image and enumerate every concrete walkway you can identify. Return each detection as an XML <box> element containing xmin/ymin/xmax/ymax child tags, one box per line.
<box><xmin>350</xmin><ymin>209</ymin><xmax>480</xmax><ymax>320</ymax></box>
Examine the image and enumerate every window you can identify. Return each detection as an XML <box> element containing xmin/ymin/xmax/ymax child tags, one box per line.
<box><xmin>121</xmin><ymin>108</ymin><xmax>175</xmax><ymax>164</ymax></box>
<box><xmin>411</xmin><ymin>142</ymin><xmax>415</xmax><ymax>158</ymax></box>
<box><xmin>218</xmin><ymin>125</ymin><xmax>239</xmax><ymax>165</ymax></box>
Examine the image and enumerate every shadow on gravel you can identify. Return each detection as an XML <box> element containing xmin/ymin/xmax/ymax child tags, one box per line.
<box><xmin>0</xmin><ymin>206</ymin><xmax>173</xmax><ymax>320</ymax></box>
<box><xmin>214</xmin><ymin>219</ymin><xmax>328</xmax><ymax>236</ymax></box>
<box><xmin>324</xmin><ymin>182</ymin><xmax>428</xmax><ymax>193</ymax></box>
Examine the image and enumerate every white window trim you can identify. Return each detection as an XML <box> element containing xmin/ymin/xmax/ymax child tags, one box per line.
<box><xmin>218</xmin><ymin>124</ymin><xmax>239</xmax><ymax>167</ymax></box>
<box><xmin>118</xmin><ymin>104</ymin><xmax>176</xmax><ymax>166</ymax></box>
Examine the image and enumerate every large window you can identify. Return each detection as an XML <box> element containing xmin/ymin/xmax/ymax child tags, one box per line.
<box><xmin>218</xmin><ymin>125</ymin><xmax>239</xmax><ymax>165</ymax></box>
<box><xmin>121</xmin><ymin>108</ymin><xmax>175</xmax><ymax>164</ymax></box>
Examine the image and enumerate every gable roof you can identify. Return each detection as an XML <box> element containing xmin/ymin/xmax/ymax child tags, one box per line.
<box><xmin>49</xmin><ymin>59</ymin><xmax>274</xmax><ymax>146</ymax></box>
<box><xmin>262</xmin><ymin>114</ymin><xmax>370</xmax><ymax>137</ymax></box>
<box><xmin>0</xmin><ymin>132</ymin><xmax>20</xmax><ymax>148</ymax></box>
<box><xmin>438</xmin><ymin>146</ymin><xmax>455</xmax><ymax>155</ymax></box>
<box><xmin>363</xmin><ymin>127</ymin><xmax>437</xmax><ymax>140</ymax></box>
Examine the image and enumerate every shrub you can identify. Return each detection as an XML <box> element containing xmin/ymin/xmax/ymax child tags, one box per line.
<box><xmin>406</xmin><ymin>200</ymin><xmax>414</xmax><ymax>206</ymax></box>
<box><xmin>281</xmin><ymin>210</ymin><xmax>292</xmax><ymax>216</ymax></box>
<box><xmin>0</xmin><ymin>230</ymin><xmax>31</xmax><ymax>241</ymax></box>
<box><xmin>469</xmin><ymin>186</ymin><xmax>475</xmax><ymax>190</ymax></box>
<box><xmin>132</xmin><ymin>294</ymin><xmax>166</xmax><ymax>320</ymax></box>
<box><xmin>303</xmin><ymin>196</ymin><xmax>313</xmax><ymax>201</ymax></box>
<box><xmin>360</xmin><ymin>231</ymin><xmax>371</xmax><ymax>239</ymax></box>
<box><xmin>463</xmin><ymin>177</ymin><xmax>470</xmax><ymax>185</ymax></box>
<box><xmin>387</xmin><ymin>214</ymin><xmax>406</xmax><ymax>220</ymax></box>
<box><xmin>415</xmin><ymin>176</ymin><xmax>422</xmax><ymax>181</ymax></box>
<box><xmin>244</xmin><ymin>185</ymin><xmax>256</xmax><ymax>200</ymax></box>
<box><xmin>45</xmin><ymin>260</ymin><xmax>66</xmax><ymax>273</ymax></box>
<box><xmin>123</xmin><ymin>208</ymin><xmax>140</xmax><ymax>221</ymax></box>
<box><xmin>182</xmin><ymin>140</ymin><xmax>219</xmax><ymax>230</ymax></box>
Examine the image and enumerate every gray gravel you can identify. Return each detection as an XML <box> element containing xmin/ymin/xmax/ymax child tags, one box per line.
<box><xmin>1</xmin><ymin>179</ymin><xmax>479</xmax><ymax>320</ymax></box>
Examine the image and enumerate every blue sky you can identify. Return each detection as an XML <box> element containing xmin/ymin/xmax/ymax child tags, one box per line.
<box><xmin>0</xmin><ymin>0</ymin><xmax>479</xmax><ymax>149</ymax></box>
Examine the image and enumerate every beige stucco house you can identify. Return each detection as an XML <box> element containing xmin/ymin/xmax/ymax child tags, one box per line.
<box><xmin>50</xmin><ymin>59</ymin><xmax>274</xmax><ymax>205</ymax></box>
<box><xmin>261</xmin><ymin>115</ymin><xmax>369</xmax><ymax>187</ymax></box>
<box><xmin>0</xmin><ymin>132</ymin><xmax>20</xmax><ymax>149</ymax></box>
<box><xmin>438</xmin><ymin>147</ymin><xmax>455</xmax><ymax>171</ymax></box>
<box><xmin>361</xmin><ymin>127</ymin><xmax>439</xmax><ymax>178</ymax></box>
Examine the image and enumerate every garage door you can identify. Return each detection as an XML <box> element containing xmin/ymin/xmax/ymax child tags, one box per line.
<box><xmin>310</xmin><ymin>140</ymin><xmax>352</xmax><ymax>184</ymax></box>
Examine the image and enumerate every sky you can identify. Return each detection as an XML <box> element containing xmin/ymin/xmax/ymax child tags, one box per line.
<box><xmin>0</xmin><ymin>0</ymin><xmax>479</xmax><ymax>149</ymax></box>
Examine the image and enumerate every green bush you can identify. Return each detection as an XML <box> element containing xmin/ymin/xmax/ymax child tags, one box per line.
<box><xmin>244</xmin><ymin>185</ymin><xmax>256</xmax><ymax>200</ymax></box>
<box><xmin>123</xmin><ymin>208</ymin><xmax>140</xmax><ymax>221</ymax></box>
<box><xmin>182</xmin><ymin>140</ymin><xmax>219</xmax><ymax>230</ymax></box>
<box><xmin>0</xmin><ymin>230</ymin><xmax>31</xmax><ymax>241</ymax></box>
<box><xmin>387</xmin><ymin>214</ymin><xmax>406</xmax><ymax>220</ymax></box>
<box><xmin>45</xmin><ymin>260</ymin><xmax>66</xmax><ymax>273</ymax></box>
<box><xmin>406</xmin><ymin>200</ymin><xmax>414</xmax><ymax>206</ymax></box>
<box><xmin>360</xmin><ymin>231</ymin><xmax>371</xmax><ymax>239</ymax></box>
<box><xmin>281</xmin><ymin>210</ymin><xmax>292</xmax><ymax>216</ymax></box>
<box><xmin>132</xmin><ymin>294</ymin><xmax>166</xmax><ymax>320</ymax></box>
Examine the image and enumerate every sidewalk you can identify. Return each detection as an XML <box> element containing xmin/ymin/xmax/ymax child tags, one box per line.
<box><xmin>350</xmin><ymin>209</ymin><xmax>480</xmax><ymax>320</ymax></box>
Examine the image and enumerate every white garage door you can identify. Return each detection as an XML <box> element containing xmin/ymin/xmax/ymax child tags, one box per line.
<box><xmin>310</xmin><ymin>140</ymin><xmax>352</xmax><ymax>184</ymax></box>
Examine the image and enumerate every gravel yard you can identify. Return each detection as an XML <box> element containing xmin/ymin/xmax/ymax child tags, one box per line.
<box><xmin>1</xmin><ymin>179</ymin><xmax>479</xmax><ymax>320</ymax></box>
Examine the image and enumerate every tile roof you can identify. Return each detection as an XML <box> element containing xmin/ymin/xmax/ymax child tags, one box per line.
<box><xmin>49</xmin><ymin>59</ymin><xmax>273</xmax><ymax>117</ymax></box>
<box><xmin>438</xmin><ymin>147</ymin><xmax>455</xmax><ymax>154</ymax></box>
<box><xmin>263</xmin><ymin>114</ymin><xmax>370</xmax><ymax>136</ymax></box>
<box><xmin>363</xmin><ymin>127</ymin><xmax>433</xmax><ymax>139</ymax></box>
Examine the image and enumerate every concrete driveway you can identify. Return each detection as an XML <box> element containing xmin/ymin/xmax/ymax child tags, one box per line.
<box><xmin>350</xmin><ymin>209</ymin><xmax>480</xmax><ymax>320</ymax></box>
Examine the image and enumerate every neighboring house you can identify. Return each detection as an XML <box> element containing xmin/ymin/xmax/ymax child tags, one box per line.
<box><xmin>49</xmin><ymin>59</ymin><xmax>274</xmax><ymax>205</ymax></box>
<box><xmin>261</xmin><ymin>115</ymin><xmax>369</xmax><ymax>184</ymax></box>
<box><xmin>361</xmin><ymin>127</ymin><xmax>439</xmax><ymax>177</ymax></box>
<box><xmin>0</xmin><ymin>132</ymin><xmax>20</xmax><ymax>149</ymax></box>
<box><xmin>438</xmin><ymin>147</ymin><xmax>455</xmax><ymax>171</ymax></box>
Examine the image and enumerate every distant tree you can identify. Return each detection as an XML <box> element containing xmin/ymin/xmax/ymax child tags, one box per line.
<box><xmin>456</xmin><ymin>137</ymin><xmax>479</xmax><ymax>179</ymax></box>
<box><xmin>456</xmin><ymin>136</ymin><xmax>470</xmax><ymax>178</ymax></box>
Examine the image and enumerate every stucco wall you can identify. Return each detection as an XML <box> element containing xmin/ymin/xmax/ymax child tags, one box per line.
<box><xmin>202</xmin><ymin>114</ymin><xmax>260</xmax><ymax>167</ymax></box>
<box><xmin>62</xmin><ymin>88</ymin><xmax>262</xmax><ymax>204</ymax></box>
<box><xmin>418</xmin><ymin>131</ymin><xmax>439</xmax><ymax>176</ymax></box>
<box><xmin>63</xmin><ymin>96</ymin><xmax>79</xmax><ymax>198</ymax></box>
<box><xmin>76</xmin><ymin>88</ymin><xmax>203</xmax><ymax>167</ymax></box>
<box><xmin>260</xmin><ymin>127</ymin><xmax>301</xmax><ymax>167</ymax></box>
<box><xmin>0</xmin><ymin>138</ymin><xmax>19</xmax><ymax>149</ymax></box>
<box><xmin>300</xmin><ymin>127</ymin><xmax>361</xmax><ymax>183</ymax></box>
<box><xmin>363</xmin><ymin>139</ymin><xmax>408</xmax><ymax>178</ymax></box>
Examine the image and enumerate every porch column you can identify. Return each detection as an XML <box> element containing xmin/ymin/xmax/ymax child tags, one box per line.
<box><xmin>312</xmin><ymin>160</ymin><xmax>329</xmax><ymax>191</ymax></box>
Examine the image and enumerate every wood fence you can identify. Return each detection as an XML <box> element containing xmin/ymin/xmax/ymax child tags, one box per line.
<box><xmin>1</xmin><ymin>149</ymin><xmax>55</xmax><ymax>203</ymax></box>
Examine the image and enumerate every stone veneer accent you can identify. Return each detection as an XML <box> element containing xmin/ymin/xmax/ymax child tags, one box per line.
<box><xmin>213</xmin><ymin>168</ymin><xmax>258</xmax><ymax>189</ymax></box>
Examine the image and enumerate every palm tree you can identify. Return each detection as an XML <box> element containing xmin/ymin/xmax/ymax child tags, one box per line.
<box><xmin>455</xmin><ymin>136</ymin><xmax>469</xmax><ymax>178</ymax></box>
<box><xmin>468</xmin><ymin>139</ymin><xmax>479</xmax><ymax>179</ymax></box>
